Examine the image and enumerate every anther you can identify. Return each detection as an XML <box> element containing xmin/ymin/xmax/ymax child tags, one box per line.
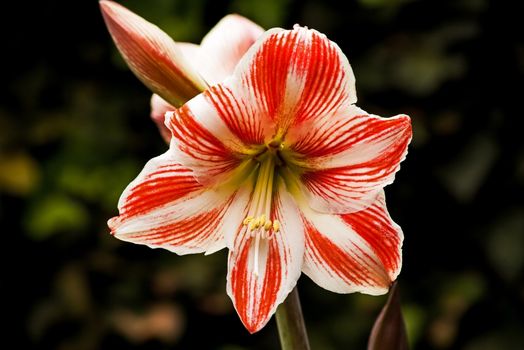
<box><xmin>249</xmin><ymin>220</ymin><xmax>258</xmax><ymax>230</ymax></box>
<box><xmin>243</xmin><ymin>216</ymin><xmax>253</xmax><ymax>225</ymax></box>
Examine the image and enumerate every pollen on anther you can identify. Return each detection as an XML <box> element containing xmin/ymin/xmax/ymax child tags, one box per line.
<box><xmin>242</xmin><ymin>214</ymin><xmax>280</xmax><ymax>238</ymax></box>
<box><xmin>243</xmin><ymin>216</ymin><xmax>254</xmax><ymax>225</ymax></box>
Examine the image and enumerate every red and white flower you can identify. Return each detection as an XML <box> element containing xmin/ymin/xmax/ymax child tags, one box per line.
<box><xmin>102</xmin><ymin>1</ymin><xmax>412</xmax><ymax>334</ymax></box>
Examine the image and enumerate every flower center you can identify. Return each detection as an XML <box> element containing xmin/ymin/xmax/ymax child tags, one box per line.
<box><xmin>242</xmin><ymin>147</ymin><xmax>281</xmax><ymax>275</ymax></box>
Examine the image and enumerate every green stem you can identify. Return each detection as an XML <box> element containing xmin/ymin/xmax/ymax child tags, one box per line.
<box><xmin>275</xmin><ymin>287</ymin><xmax>311</xmax><ymax>350</ymax></box>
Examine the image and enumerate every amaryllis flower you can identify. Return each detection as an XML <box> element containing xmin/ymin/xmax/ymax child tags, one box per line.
<box><xmin>103</xmin><ymin>4</ymin><xmax>412</xmax><ymax>334</ymax></box>
<box><xmin>100</xmin><ymin>0</ymin><xmax>263</xmax><ymax>141</ymax></box>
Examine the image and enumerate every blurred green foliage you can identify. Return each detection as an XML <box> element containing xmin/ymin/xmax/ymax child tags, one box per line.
<box><xmin>2</xmin><ymin>0</ymin><xmax>523</xmax><ymax>349</ymax></box>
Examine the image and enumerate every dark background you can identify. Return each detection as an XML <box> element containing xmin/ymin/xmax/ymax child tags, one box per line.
<box><xmin>2</xmin><ymin>0</ymin><xmax>523</xmax><ymax>349</ymax></box>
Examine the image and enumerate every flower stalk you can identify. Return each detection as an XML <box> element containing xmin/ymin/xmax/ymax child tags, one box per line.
<box><xmin>275</xmin><ymin>287</ymin><xmax>311</xmax><ymax>350</ymax></box>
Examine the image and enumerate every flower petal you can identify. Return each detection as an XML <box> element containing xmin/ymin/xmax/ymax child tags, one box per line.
<box><xmin>297</xmin><ymin>112</ymin><xmax>411</xmax><ymax>213</ymax></box>
<box><xmin>108</xmin><ymin>149</ymin><xmax>245</xmax><ymax>255</ymax></box>
<box><xmin>302</xmin><ymin>191</ymin><xmax>403</xmax><ymax>295</ymax></box>
<box><xmin>233</xmin><ymin>25</ymin><xmax>357</xmax><ymax>133</ymax></box>
<box><xmin>197</xmin><ymin>14</ymin><xmax>264</xmax><ymax>84</ymax></box>
<box><xmin>150</xmin><ymin>94</ymin><xmax>174</xmax><ymax>143</ymax></box>
<box><xmin>178</xmin><ymin>42</ymin><xmax>201</xmax><ymax>63</ymax></box>
<box><xmin>165</xmin><ymin>80</ymin><xmax>276</xmax><ymax>184</ymax></box>
<box><xmin>165</xmin><ymin>99</ymin><xmax>249</xmax><ymax>186</ymax></box>
<box><xmin>100</xmin><ymin>1</ymin><xmax>206</xmax><ymax>107</ymax></box>
<box><xmin>226</xmin><ymin>179</ymin><xmax>304</xmax><ymax>333</ymax></box>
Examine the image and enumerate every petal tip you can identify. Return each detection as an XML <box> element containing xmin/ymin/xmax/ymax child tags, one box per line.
<box><xmin>107</xmin><ymin>216</ymin><xmax>120</xmax><ymax>235</ymax></box>
<box><xmin>245</xmin><ymin>322</ymin><xmax>263</xmax><ymax>334</ymax></box>
<box><xmin>396</xmin><ymin>114</ymin><xmax>412</xmax><ymax>132</ymax></box>
<box><xmin>358</xmin><ymin>283</ymin><xmax>391</xmax><ymax>296</ymax></box>
<box><xmin>99</xmin><ymin>0</ymin><xmax>126</xmax><ymax>21</ymax></box>
<box><xmin>397</xmin><ymin>114</ymin><xmax>413</xmax><ymax>146</ymax></box>
<box><xmin>238</xmin><ymin>313</ymin><xmax>270</xmax><ymax>334</ymax></box>
<box><xmin>98</xmin><ymin>0</ymin><xmax>112</xmax><ymax>10</ymax></box>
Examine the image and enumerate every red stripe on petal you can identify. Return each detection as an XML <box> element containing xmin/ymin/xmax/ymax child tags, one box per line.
<box><xmin>119</xmin><ymin>163</ymin><xmax>201</xmax><ymax>218</ymax></box>
<box><xmin>116</xmin><ymin>193</ymin><xmax>234</xmax><ymax>249</ymax></box>
<box><xmin>229</xmin><ymin>238</ymin><xmax>251</xmax><ymax>324</ymax></box>
<box><xmin>304</xmin><ymin>219</ymin><xmax>387</xmax><ymax>287</ymax></box>
<box><xmin>169</xmin><ymin>105</ymin><xmax>231</xmax><ymax>159</ymax></box>
<box><xmin>292</xmin><ymin>112</ymin><xmax>411</xmax><ymax>160</ymax></box>
<box><xmin>297</xmin><ymin>114</ymin><xmax>411</xmax><ymax>213</ymax></box>
<box><xmin>291</xmin><ymin>114</ymin><xmax>369</xmax><ymax>157</ymax></box>
<box><xmin>236</xmin><ymin>27</ymin><xmax>356</xmax><ymax>133</ymax></box>
<box><xmin>204</xmin><ymin>85</ymin><xmax>265</xmax><ymax>145</ymax></box>
<box><xmin>167</xmin><ymin>105</ymin><xmax>242</xmax><ymax>182</ymax></box>
<box><xmin>107</xmin><ymin>150</ymin><xmax>242</xmax><ymax>255</ymax></box>
<box><xmin>340</xmin><ymin>194</ymin><xmax>402</xmax><ymax>278</ymax></box>
<box><xmin>292</xmin><ymin>30</ymin><xmax>350</xmax><ymax>125</ymax></box>
<box><xmin>229</xmin><ymin>236</ymin><xmax>283</xmax><ymax>333</ymax></box>
<box><xmin>301</xmin><ymin>193</ymin><xmax>402</xmax><ymax>294</ymax></box>
<box><xmin>259</xmin><ymin>239</ymin><xmax>282</xmax><ymax>326</ymax></box>
<box><xmin>247</xmin><ymin>31</ymin><xmax>288</xmax><ymax>119</ymax></box>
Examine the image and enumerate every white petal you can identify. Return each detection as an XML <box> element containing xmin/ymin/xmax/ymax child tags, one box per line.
<box><xmin>197</xmin><ymin>14</ymin><xmax>264</xmax><ymax>84</ymax></box>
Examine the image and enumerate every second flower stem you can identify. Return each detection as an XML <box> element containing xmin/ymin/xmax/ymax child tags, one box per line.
<box><xmin>275</xmin><ymin>287</ymin><xmax>310</xmax><ymax>350</ymax></box>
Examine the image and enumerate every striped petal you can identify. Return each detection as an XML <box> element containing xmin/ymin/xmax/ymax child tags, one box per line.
<box><xmin>302</xmin><ymin>191</ymin><xmax>402</xmax><ymax>295</ymax></box>
<box><xmin>100</xmin><ymin>1</ymin><xmax>206</xmax><ymax>107</ymax></box>
<box><xmin>297</xmin><ymin>111</ymin><xmax>411</xmax><ymax>213</ymax></box>
<box><xmin>197</xmin><ymin>14</ymin><xmax>264</xmax><ymax>84</ymax></box>
<box><xmin>108</xmin><ymin>150</ymin><xmax>245</xmax><ymax>255</ymax></box>
<box><xmin>233</xmin><ymin>25</ymin><xmax>357</xmax><ymax>133</ymax></box>
<box><xmin>165</xmin><ymin>100</ymin><xmax>248</xmax><ymax>186</ymax></box>
<box><xmin>165</xmin><ymin>82</ymin><xmax>274</xmax><ymax>185</ymax></box>
<box><xmin>226</xmin><ymin>179</ymin><xmax>304</xmax><ymax>333</ymax></box>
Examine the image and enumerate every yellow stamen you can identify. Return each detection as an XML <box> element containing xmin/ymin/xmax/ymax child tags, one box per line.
<box><xmin>240</xmin><ymin>155</ymin><xmax>282</xmax><ymax>275</ymax></box>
